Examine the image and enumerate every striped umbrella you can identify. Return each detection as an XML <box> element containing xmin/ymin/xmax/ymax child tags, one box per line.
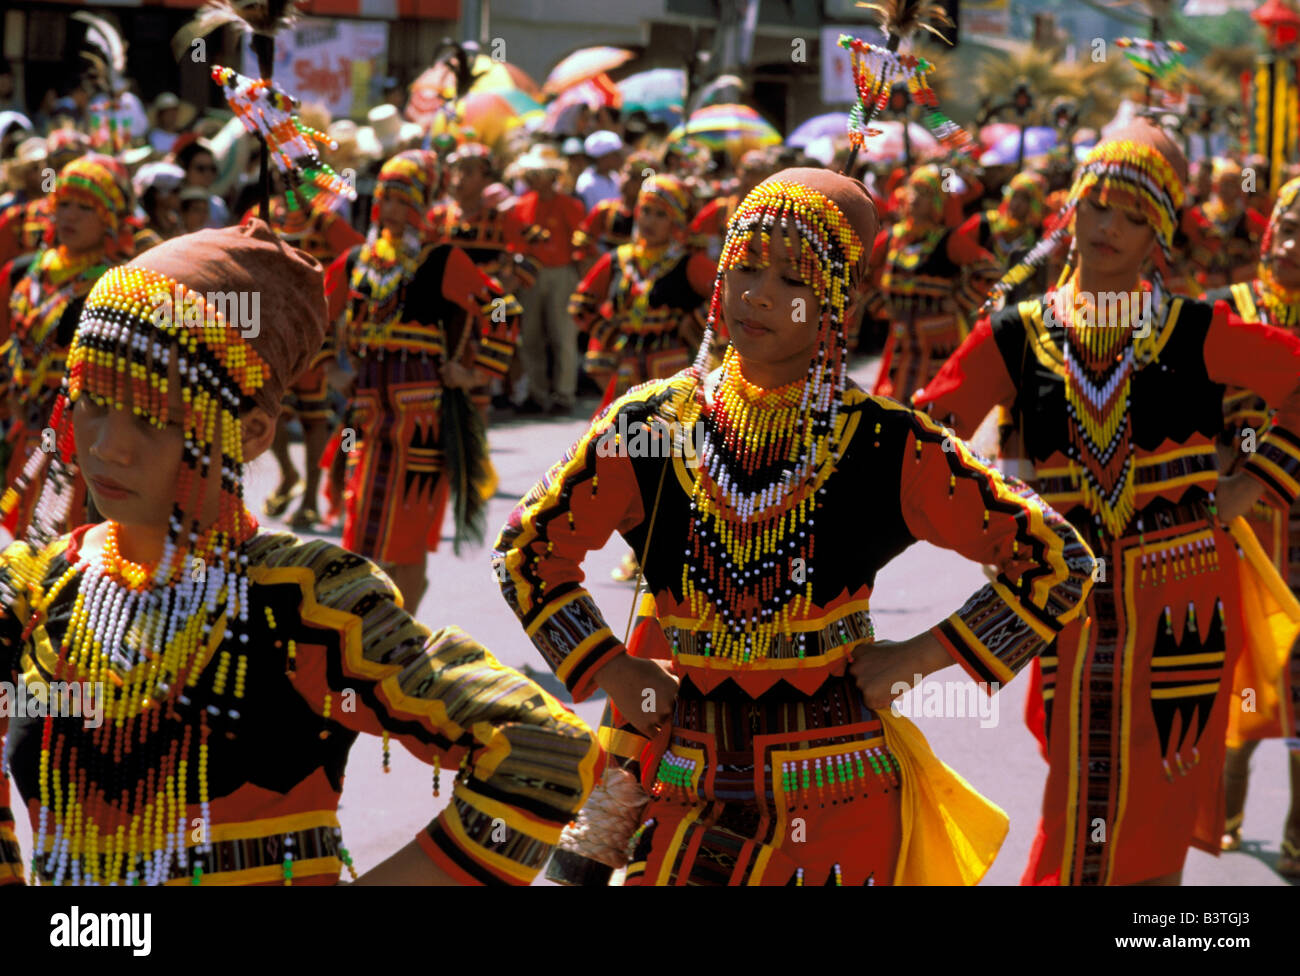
<box><xmin>541</xmin><ymin>74</ymin><xmax>622</xmax><ymax>135</ymax></box>
<box><xmin>668</xmin><ymin>103</ymin><xmax>781</xmax><ymax>160</ymax></box>
<box><xmin>617</xmin><ymin>68</ymin><xmax>686</xmax><ymax>125</ymax></box>
<box><xmin>544</xmin><ymin>46</ymin><xmax>636</xmax><ymax>96</ymax></box>
<box><xmin>407</xmin><ymin>55</ymin><xmax>541</xmax><ymax>122</ymax></box>
<box><xmin>428</xmin><ymin>90</ymin><xmax>543</xmax><ymax>153</ymax></box>
<box><xmin>688</xmin><ymin>74</ymin><xmax>746</xmax><ymax>112</ymax></box>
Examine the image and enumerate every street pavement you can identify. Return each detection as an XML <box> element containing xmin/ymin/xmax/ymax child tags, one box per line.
<box><xmin>9</xmin><ymin>356</ymin><xmax>1295</xmax><ymax>885</ymax></box>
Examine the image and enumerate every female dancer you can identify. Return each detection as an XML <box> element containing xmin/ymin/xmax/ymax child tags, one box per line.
<box><xmin>0</xmin><ymin>154</ymin><xmax>133</xmax><ymax>543</ymax></box>
<box><xmin>1202</xmin><ymin>177</ymin><xmax>1300</xmax><ymax>876</ymax></box>
<box><xmin>867</xmin><ymin>164</ymin><xmax>1000</xmax><ymax>403</ymax></box>
<box><xmin>916</xmin><ymin>120</ymin><xmax>1300</xmax><ymax>885</ymax></box>
<box><xmin>495</xmin><ymin>168</ymin><xmax>1094</xmax><ymax>885</ymax></box>
<box><xmin>569</xmin><ymin>173</ymin><xmax>715</xmax><ymax>406</ymax></box>
<box><xmin>334</xmin><ymin>150</ymin><xmax>521</xmax><ymax>609</ymax></box>
<box><xmin>0</xmin><ymin>221</ymin><xmax>598</xmax><ymax>886</ymax></box>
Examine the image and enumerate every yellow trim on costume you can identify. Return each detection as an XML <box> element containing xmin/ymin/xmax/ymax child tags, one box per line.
<box><xmin>654</xmin><ymin>809</ymin><xmax>701</xmax><ymax>887</ymax></box>
<box><xmin>205</xmin><ymin>810</ymin><xmax>340</xmax><ymax>843</ymax></box>
<box><xmin>1229</xmin><ymin>281</ymin><xmax>1259</xmax><ymax>322</ymax></box>
<box><xmin>470</xmin><ymin>721</ymin><xmax>512</xmax><ymax>780</ymax></box>
<box><xmin>1107</xmin><ymin>544</ymin><xmax>1144</xmax><ymax>885</ymax></box>
<box><xmin>943</xmin><ymin>613</ymin><xmax>1017</xmax><ymax>686</ymax></box>
<box><xmin>554</xmin><ymin>627</ymin><xmax>617</xmax><ymax>686</ymax></box>
<box><xmin>1059</xmin><ymin>615</ymin><xmax>1091</xmax><ymax>885</ymax></box>
<box><xmin>1250</xmin><ymin>454</ymin><xmax>1300</xmax><ymax>499</ymax></box>
<box><xmin>600</xmin><ymin>726</ymin><xmax>649</xmax><ymax>760</ymax></box>
<box><xmin>1150</xmin><ymin>682</ymin><xmax>1222</xmax><ymax>699</ymax></box>
<box><xmin>747</xmin><ymin>845</ymin><xmax>775</xmax><ymax>886</ymax></box>
<box><xmin>658</xmin><ymin>597</ymin><xmax>872</xmax><ymax>635</ymax></box>
<box><xmin>164</xmin><ymin>856</ymin><xmax>340</xmax><ymax>886</ymax></box>
<box><xmin>453</xmin><ymin>784</ymin><xmax>565</xmax><ymax>845</ymax></box>
<box><xmin>1139</xmin><ymin>471</ymin><xmax>1217</xmax><ymax>494</ymax></box>
<box><xmin>1022</xmin><ymin>296</ymin><xmax>1183</xmax><ymax>377</ymax></box>
<box><xmin>439</xmin><ymin>801</ymin><xmax>538</xmax><ymax>884</ymax></box>
<box><xmin>1149</xmin><ymin>652</ymin><xmax>1226</xmax><ymax>667</ymax></box>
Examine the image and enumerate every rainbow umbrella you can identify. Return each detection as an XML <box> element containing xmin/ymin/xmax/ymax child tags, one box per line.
<box><xmin>407</xmin><ymin>55</ymin><xmax>541</xmax><ymax>122</ymax></box>
<box><xmin>668</xmin><ymin>104</ymin><xmax>780</xmax><ymax>160</ymax></box>
<box><xmin>688</xmin><ymin>74</ymin><xmax>746</xmax><ymax>112</ymax></box>
<box><xmin>541</xmin><ymin>74</ymin><xmax>622</xmax><ymax>135</ymax></box>
<box><xmin>617</xmin><ymin>68</ymin><xmax>685</xmax><ymax>125</ymax></box>
<box><xmin>544</xmin><ymin>46</ymin><xmax>636</xmax><ymax>96</ymax></box>
<box><xmin>429</xmin><ymin>91</ymin><xmax>543</xmax><ymax>153</ymax></box>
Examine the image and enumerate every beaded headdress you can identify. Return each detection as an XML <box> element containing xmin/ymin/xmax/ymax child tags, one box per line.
<box><xmin>984</xmin><ymin>119</ymin><xmax>1187</xmax><ymax>313</ymax></box>
<box><xmin>52</xmin><ymin>153</ymin><xmax>134</xmax><ymax>256</ymax></box>
<box><xmin>635</xmin><ymin>174</ymin><xmax>692</xmax><ymax>229</ymax></box>
<box><xmin>1259</xmin><ymin>175</ymin><xmax>1300</xmax><ymax>258</ymax></box>
<box><xmin>683</xmin><ymin>168</ymin><xmax>877</xmax><ymax>662</ymax></box>
<box><xmin>1256</xmin><ymin>175</ymin><xmax>1300</xmax><ymax>329</ymax></box>
<box><xmin>371</xmin><ymin>149</ymin><xmax>440</xmax><ymax>231</ymax></box>
<box><xmin>989</xmin><ymin>171</ymin><xmax>1047</xmax><ymax>238</ymax></box>
<box><xmin>10</xmin><ymin>221</ymin><xmax>325</xmax><ymax>550</ymax></box>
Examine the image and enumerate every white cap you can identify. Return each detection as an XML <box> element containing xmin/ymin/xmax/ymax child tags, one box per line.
<box><xmin>583</xmin><ymin>130</ymin><xmax>624</xmax><ymax>158</ymax></box>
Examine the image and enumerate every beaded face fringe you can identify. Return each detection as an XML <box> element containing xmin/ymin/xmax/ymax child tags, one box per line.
<box><xmin>26</xmin><ymin>264</ymin><xmax>269</xmax><ymax>885</ymax></box>
<box><xmin>1256</xmin><ymin>174</ymin><xmax>1300</xmax><ymax>328</ymax></box>
<box><xmin>686</xmin><ymin>180</ymin><xmax>863</xmax><ymax>663</ymax></box>
<box><xmin>984</xmin><ymin>138</ymin><xmax>1185</xmax><ymax>316</ymax></box>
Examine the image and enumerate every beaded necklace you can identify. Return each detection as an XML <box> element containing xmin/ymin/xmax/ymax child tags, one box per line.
<box><xmin>687</xmin><ymin>178</ymin><xmax>863</xmax><ymax>664</ymax></box>
<box><xmin>21</xmin><ymin>262</ymin><xmax>271</xmax><ymax>885</ymax></box>
<box><xmin>348</xmin><ymin>226</ymin><xmax>424</xmax><ymax>352</ymax></box>
<box><xmin>1057</xmin><ymin>275</ymin><xmax>1153</xmax><ymax>539</ymax></box>
<box><xmin>348</xmin><ymin>151</ymin><xmax>438</xmax><ymax>354</ymax></box>
<box><xmin>1256</xmin><ymin>264</ymin><xmax>1300</xmax><ymax>331</ymax></box>
<box><xmin>611</xmin><ymin>240</ymin><xmax>684</xmax><ymax>328</ymax></box>
<box><xmin>6</xmin><ymin>246</ymin><xmax>109</xmax><ymax>399</ymax></box>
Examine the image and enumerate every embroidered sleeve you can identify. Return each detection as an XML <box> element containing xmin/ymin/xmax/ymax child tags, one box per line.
<box><xmin>897</xmin><ymin>410</ymin><xmax>1095</xmax><ymax>689</ymax></box>
<box><xmin>272</xmin><ymin>542</ymin><xmax>600</xmax><ymax>886</ymax></box>
<box><xmin>493</xmin><ymin>389</ymin><xmax>671</xmax><ymax>701</ymax></box>
<box><xmin>440</xmin><ymin>245</ymin><xmax>521</xmax><ymax>379</ymax></box>
<box><xmin>569</xmin><ymin>251</ymin><xmax>614</xmax><ymax>336</ymax></box>
<box><xmin>1204</xmin><ymin>304</ymin><xmax>1300</xmax><ymax>507</ymax></box>
<box><xmin>946</xmin><ymin>225</ymin><xmax>1002</xmax><ymax>315</ymax></box>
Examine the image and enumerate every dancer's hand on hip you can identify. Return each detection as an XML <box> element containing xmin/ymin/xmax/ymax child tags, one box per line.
<box><xmin>849</xmin><ymin>632</ymin><xmax>953</xmax><ymax>711</ymax></box>
<box><xmin>594</xmin><ymin>652</ymin><xmax>680</xmax><ymax>738</ymax></box>
<box><xmin>1215</xmin><ymin>472</ymin><xmax>1266</xmax><ymax>524</ymax></box>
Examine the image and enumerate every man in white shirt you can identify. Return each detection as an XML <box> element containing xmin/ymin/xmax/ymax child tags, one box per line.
<box><xmin>574</xmin><ymin>130</ymin><xmax>624</xmax><ymax>212</ymax></box>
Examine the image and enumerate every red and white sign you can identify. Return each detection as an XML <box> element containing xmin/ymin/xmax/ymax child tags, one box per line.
<box><xmin>243</xmin><ymin>17</ymin><xmax>388</xmax><ymax>118</ymax></box>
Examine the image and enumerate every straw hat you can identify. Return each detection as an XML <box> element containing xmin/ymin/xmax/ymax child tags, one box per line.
<box><xmin>148</xmin><ymin>92</ymin><xmax>197</xmax><ymax>130</ymax></box>
<box><xmin>511</xmin><ymin>143</ymin><xmax>565</xmax><ymax>175</ymax></box>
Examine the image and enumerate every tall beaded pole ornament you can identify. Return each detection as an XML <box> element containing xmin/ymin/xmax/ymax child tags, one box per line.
<box><xmin>837</xmin><ymin>0</ymin><xmax>971</xmax><ymax>178</ymax></box>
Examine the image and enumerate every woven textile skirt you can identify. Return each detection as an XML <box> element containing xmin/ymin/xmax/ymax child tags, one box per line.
<box><xmin>620</xmin><ymin>673</ymin><xmax>903</xmax><ymax>886</ymax></box>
